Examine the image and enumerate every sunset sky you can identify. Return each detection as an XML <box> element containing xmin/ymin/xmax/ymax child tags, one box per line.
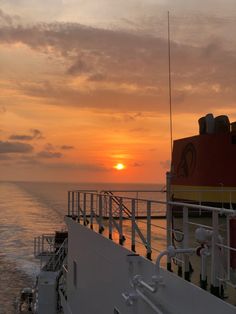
<box><xmin>0</xmin><ymin>0</ymin><xmax>236</xmax><ymax>183</ymax></box>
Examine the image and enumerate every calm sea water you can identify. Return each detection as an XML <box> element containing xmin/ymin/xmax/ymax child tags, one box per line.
<box><xmin>0</xmin><ymin>181</ymin><xmax>162</xmax><ymax>313</ymax></box>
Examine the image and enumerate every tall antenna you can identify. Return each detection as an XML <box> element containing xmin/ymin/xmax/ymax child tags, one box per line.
<box><xmin>167</xmin><ymin>11</ymin><xmax>173</xmax><ymax>159</ymax></box>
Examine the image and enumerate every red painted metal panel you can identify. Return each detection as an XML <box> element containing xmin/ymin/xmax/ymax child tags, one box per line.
<box><xmin>171</xmin><ymin>132</ymin><xmax>236</xmax><ymax>187</ymax></box>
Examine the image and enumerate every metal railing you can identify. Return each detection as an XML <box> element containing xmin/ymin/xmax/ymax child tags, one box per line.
<box><xmin>43</xmin><ymin>238</ymin><xmax>68</xmax><ymax>272</ymax></box>
<box><xmin>67</xmin><ymin>173</ymin><xmax>236</xmax><ymax>300</ymax></box>
<box><xmin>34</xmin><ymin>234</ymin><xmax>68</xmax><ymax>272</ymax></box>
<box><xmin>34</xmin><ymin>234</ymin><xmax>55</xmax><ymax>258</ymax></box>
<box><xmin>67</xmin><ymin>189</ymin><xmax>166</xmax><ymax>219</ymax></box>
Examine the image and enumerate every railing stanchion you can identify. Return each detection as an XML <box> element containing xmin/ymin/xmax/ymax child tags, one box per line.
<box><xmin>183</xmin><ymin>206</ymin><xmax>190</xmax><ymax>281</ymax></box>
<box><xmin>34</xmin><ymin>238</ymin><xmax>36</xmax><ymax>256</ymax></box>
<box><xmin>72</xmin><ymin>191</ymin><xmax>75</xmax><ymax>217</ymax></box>
<box><xmin>83</xmin><ymin>193</ymin><xmax>87</xmax><ymax>225</ymax></box>
<box><xmin>146</xmin><ymin>201</ymin><xmax>152</xmax><ymax>260</ymax></box>
<box><xmin>119</xmin><ymin>197</ymin><xmax>124</xmax><ymax>245</ymax></box>
<box><xmin>131</xmin><ymin>199</ymin><xmax>136</xmax><ymax>252</ymax></box>
<box><xmin>68</xmin><ymin>191</ymin><xmax>71</xmax><ymax>216</ymax></box>
<box><xmin>75</xmin><ymin>192</ymin><xmax>78</xmax><ymax>218</ymax></box>
<box><xmin>227</xmin><ymin>215</ymin><xmax>230</xmax><ymax>281</ymax></box>
<box><xmin>42</xmin><ymin>235</ymin><xmax>44</xmax><ymax>255</ymax></box>
<box><xmin>210</xmin><ymin>211</ymin><xmax>220</xmax><ymax>297</ymax></box>
<box><xmin>37</xmin><ymin>237</ymin><xmax>39</xmax><ymax>256</ymax></box>
<box><xmin>109</xmin><ymin>196</ymin><xmax>113</xmax><ymax>239</ymax></box>
<box><xmin>166</xmin><ymin>171</ymin><xmax>172</xmax><ymax>271</ymax></box>
<box><xmin>99</xmin><ymin>194</ymin><xmax>104</xmax><ymax>233</ymax></box>
<box><xmin>90</xmin><ymin>193</ymin><xmax>94</xmax><ymax>229</ymax></box>
<box><xmin>77</xmin><ymin>192</ymin><xmax>80</xmax><ymax>222</ymax></box>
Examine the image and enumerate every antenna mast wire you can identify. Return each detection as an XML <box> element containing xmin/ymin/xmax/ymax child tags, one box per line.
<box><xmin>168</xmin><ymin>11</ymin><xmax>173</xmax><ymax>160</ymax></box>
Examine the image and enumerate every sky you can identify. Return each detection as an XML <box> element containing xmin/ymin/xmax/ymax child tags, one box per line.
<box><xmin>0</xmin><ymin>0</ymin><xmax>236</xmax><ymax>183</ymax></box>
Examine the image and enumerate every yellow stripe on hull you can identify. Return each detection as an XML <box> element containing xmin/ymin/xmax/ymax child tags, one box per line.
<box><xmin>171</xmin><ymin>185</ymin><xmax>236</xmax><ymax>203</ymax></box>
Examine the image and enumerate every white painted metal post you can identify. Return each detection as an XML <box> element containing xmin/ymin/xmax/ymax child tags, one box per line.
<box><xmin>146</xmin><ymin>201</ymin><xmax>152</xmax><ymax>260</ymax></box>
<box><xmin>67</xmin><ymin>191</ymin><xmax>70</xmax><ymax>216</ymax></box>
<box><xmin>227</xmin><ymin>215</ymin><xmax>230</xmax><ymax>281</ymax></box>
<box><xmin>42</xmin><ymin>235</ymin><xmax>44</xmax><ymax>255</ymax></box>
<box><xmin>211</xmin><ymin>211</ymin><xmax>220</xmax><ymax>297</ymax></box>
<box><xmin>131</xmin><ymin>199</ymin><xmax>136</xmax><ymax>252</ymax></box>
<box><xmin>99</xmin><ymin>194</ymin><xmax>103</xmax><ymax>234</ymax></box>
<box><xmin>77</xmin><ymin>192</ymin><xmax>80</xmax><ymax>222</ymax></box>
<box><xmin>119</xmin><ymin>197</ymin><xmax>124</xmax><ymax>245</ymax></box>
<box><xmin>34</xmin><ymin>238</ymin><xmax>36</xmax><ymax>256</ymax></box>
<box><xmin>166</xmin><ymin>172</ymin><xmax>172</xmax><ymax>271</ymax></box>
<box><xmin>104</xmin><ymin>194</ymin><xmax>108</xmax><ymax>217</ymax></box>
<box><xmin>183</xmin><ymin>206</ymin><xmax>190</xmax><ymax>280</ymax></box>
<box><xmin>75</xmin><ymin>192</ymin><xmax>78</xmax><ymax>218</ymax></box>
<box><xmin>90</xmin><ymin>193</ymin><xmax>94</xmax><ymax>229</ymax></box>
<box><xmin>72</xmin><ymin>191</ymin><xmax>74</xmax><ymax>217</ymax></box>
<box><xmin>200</xmin><ymin>248</ymin><xmax>208</xmax><ymax>290</ymax></box>
<box><xmin>83</xmin><ymin>193</ymin><xmax>87</xmax><ymax>225</ymax></box>
<box><xmin>109</xmin><ymin>196</ymin><xmax>113</xmax><ymax>239</ymax></box>
<box><xmin>77</xmin><ymin>192</ymin><xmax>81</xmax><ymax>222</ymax></box>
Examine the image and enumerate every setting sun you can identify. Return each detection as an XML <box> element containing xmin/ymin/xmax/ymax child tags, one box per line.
<box><xmin>114</xmin><ymin>163</ymin><xmax>125</xmax><ymax>170</ymax></box>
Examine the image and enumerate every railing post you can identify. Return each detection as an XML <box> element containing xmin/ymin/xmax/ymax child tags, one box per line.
<box><xmin>227</xmin><ymin>215</ymin><xmax>230</xmax><ymax>281</ymax></box>
<box><xmin>75</xmin><ymin>191</ymin><xmax>78</xmax><ymax>217</ymax></box>
<box><xmin>183</xmin><ymin>206</ymin><xmax>190</xmax><ymax>281</ymax></box>
<box><xmin>119</xmin><ymin>197</ymin><xmax>124</xmax><ymax>245</ymax></box>
<box><xmin>109</xmin><ymin>196</ymin><xmax>113</xmax><ymax>239</ymax></box>
<box><xmin>68</xmin><ymin>191</ymin><xmax>71</xmax><ymax>216</ymax></box>
<box><xmin>166</xmin><ymin>171</ymin><xmax>172</xmax><ymax>271</ymax></box>
<box><xmin>83</xmin><ymin>193</ymin><xmax>87</xmax><ymax>226</ymax></box>
<box><xmin>90</xmin><ymin>193</ymin><xmax>94</xmax><ymax>230</ymax></box>
<box><xmin>131</xmin><ymin>199</ymin><xmax>136</xmax><ymax>252</ymax></box>
<box><xmin>72</xmin><ymin>191</ymin><xmax>75</xmax><ymax>217</ymax></box>
<box><xmin>34</xmin><ymin>238</ymin><xmax>36</xmax><ymax>256</ymax></box>
<box><xmin>146</xmin><ymin>201</ymin><xmax>152</xmax><ymax>260</ymax></box>
<box><xmin>104</xmin><ymin>194</ymin><xmax>108</xmax><ymax>217</ymax></box>
<box><xmin>42</xmin><ymin>235</ymin><xmax>44</xmax><ymax>255</ymax></box>
<box><xmin>210</xmin><ymin>211</ymin><xmax>220</xmax><ymax>297</ymax></box>
<box><xmin>38</xmin><ymin>237</ymin><xmax>40</xmax><ymax>256</ymax></box>
<box><xmin>77</xmin><ymin>192</ymin><xmax>80</xmax><ymax>222</ymax></box>
<box><xmin>99</xmin><ymin>194</ymin><xmax>104</xmax><ymax>234</ymax></box>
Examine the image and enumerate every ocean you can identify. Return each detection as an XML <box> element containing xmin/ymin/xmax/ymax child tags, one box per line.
<box><xmin>0</xmin><ymin>181</ymin><xmax>161</xmax><ymax>313</ymax></box>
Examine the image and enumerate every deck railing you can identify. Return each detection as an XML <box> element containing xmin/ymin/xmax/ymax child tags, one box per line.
<box><xmin>34</xmin><ymin>234</ymin><xmax>68</xmax><ymax>271</ymax></box>
<box><xmin>34</xmin><ymin>234</ymin><xmax>55</xmax><ymax>258</ymax></box>
<box><xmin>67</xmin><ymin>173</ymin><xmax>236</xmax><ymax>299</ymax></box>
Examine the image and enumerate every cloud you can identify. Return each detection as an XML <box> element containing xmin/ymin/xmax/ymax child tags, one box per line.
<box><xmin>47</xmin><ymin>162</ymin><xmax>109</xmax><ymax>172</ymax></box>
<box><xmin>60</xmin><ymin>145</ymin><xmax>74</xmax><ymax>150</ymax></box>
<box><xmin>15</xmin><ymin>157</ymin><xmax>108</xmax><ymax>172</ymax></box>
<box><xmin>17</xmin><ymin>155</ymin><xmax>42</xmax><ymax>166</ymax></box>
<box><xmin>88</xmin><ymin>73</ymin><xmax>106</xmax><ymax>82</ymax></box>
<box><xmin>0</xmin><ymin>141</ymin><xmax>33</xmax><ymax>153</ymax></box>
<box><xmin>0</xmin><ymin>11</ymin><xmax>236</xmax><ymax>114</ymax></box>
<box><xmin>0</xmin><ymin>9</ymin><xmax>21</xmax><ymax>27</ymax></box>
<box><xmin>67</xmin><ymin>58</ymin><xmax>91</xmax><ymax>75</ymax></box>
<box><xmin>9</xmin><ymin>129</ymin><xmax>43</xmax><ymax>141</ymax></box>
<box><xmin>132</xmin><ymin>162</ymin><xmax>143</xmax><ymax>167</ymax></box>
<box><xmin>130</xmin><ymin>127</ymin><xmax>149</xmax><ymax>133</ymax></box>
<box><xmin>44</xmin><ymin>143</ymin><xmax>55</xmax><ymax>150</ymax></box>
<box><xmin>0</xmin><ymin>154</ymin><xmax>12</xmax><ymax>160</ymax></box>
<box><xmin>37</xmin><ymin>150</ymin><xmax>63</xmax><ymax>158</ymax></box>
